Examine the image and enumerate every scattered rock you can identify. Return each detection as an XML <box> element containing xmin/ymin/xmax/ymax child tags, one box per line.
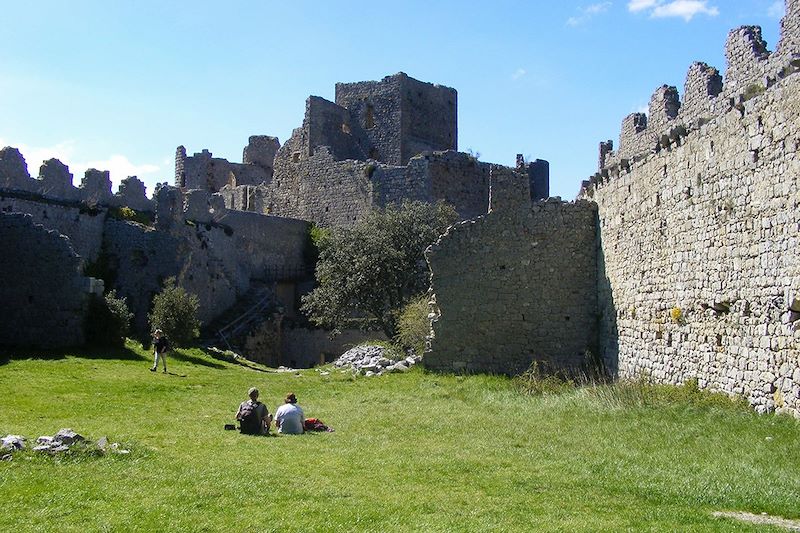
<box><xmin>54</xmin><ymin>428</ymin><xmax>84</xmax><ymax>446</ymax></box>
<box><xmin>1</xmin><ymin>454</ymin><xmax>13</xmax><ymax>461</ymax></box>
<box><xmin>333</xmin><ymin>345</ymin><xmax>420</xmax><ymax>376</ymax></box>
<box><xmin>1</xmin><ymin>435</ymin><xmax>26</xmax><ymax>451</ymax></box>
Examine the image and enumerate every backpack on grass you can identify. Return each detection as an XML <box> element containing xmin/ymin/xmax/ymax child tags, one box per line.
<box><xmin>239</xmin><ymin>401</ymin><xmax>262</xmax><ymax>435</ymax></box>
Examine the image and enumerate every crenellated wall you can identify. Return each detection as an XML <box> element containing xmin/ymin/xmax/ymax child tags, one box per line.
<box><xmin>581</xmin><ymin>0</ymin><xmax>800</xmax><ymax>415</ymax></box>
<box><xmin>587</xmin><ymin>0</ymin><xmax>800</xmax><ymax>185</ymax></box>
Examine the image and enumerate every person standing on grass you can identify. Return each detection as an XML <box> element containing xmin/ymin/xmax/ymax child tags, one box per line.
<box><xmin>274</xmin><ymin>392</ymin><xmax>305</xmax><ymax>434</ymax></box>
<box><xmin>150</xmin><ymin>329</ymin><xmax>169</xmax><ymax>373</ymax></box>
<box><xmin>236</xmin><ymin>387</ymin><xmax>272</xmax><ymax>435</ymax></box>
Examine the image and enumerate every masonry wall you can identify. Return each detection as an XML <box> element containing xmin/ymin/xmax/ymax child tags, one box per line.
<box><xmin>590</xmin><ymin>73</ymin><xmax>800</xmax><ymax>414</ymax></box>
<box><xmin>425</xmin><ymin>198</ymin><xmax>598</xmax><ymax>375</ymax></box>
<box><xmin>583</xmin><ymin>1</ymin><xmax>800</xmax><ymax>415</ymax></box>
<box><xmin>0</xmin><ymin>213</ymin><xmax>96</xmax><ymax>348</ymax></box>
<box><xmin>0</xmin><ymin>194</ymin><xmax>106</xmax><ymax>263</ymax></box>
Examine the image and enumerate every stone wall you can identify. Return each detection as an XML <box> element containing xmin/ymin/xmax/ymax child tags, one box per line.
<box><xmin>0</xmin><ymin>212</ymin><xmax>99</xmax><ymax>348</ymax></box>
<box><xmin>0</xmin><ymin>194</ymin><xmax>106</xmax><ymax>263</ymax></box>
<box><xmin>582</xmin><ymin>0</ymin><xmax>800</xmax><ymax>415</ymax></box>
<box><xmin>425</xmin><ymin>166</ymin><xmax>598</xmax><ymax>375</ymax></box>
<box><xmin>221</xmin><ymin>148</ymin><xmax>543</xmax><ymax>227</ymax></box>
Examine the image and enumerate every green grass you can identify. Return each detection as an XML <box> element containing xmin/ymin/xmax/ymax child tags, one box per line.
<box><xmin>1</xmin><ymin>341</ymin><xmax>799</xmax><ymax>532</ymax></box>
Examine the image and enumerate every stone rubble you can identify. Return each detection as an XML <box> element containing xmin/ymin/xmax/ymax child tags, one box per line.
<box><xmin>1</xmin><ymin>429</ymin><xmax>129</xmax><ymax>456</ymax></box>
<box><xmin>333</xmin><ymin>345</ymin><xmax>421</xmax><ymax>376</ymax></box>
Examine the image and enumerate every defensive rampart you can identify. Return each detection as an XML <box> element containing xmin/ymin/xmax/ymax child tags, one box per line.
<box><xmin>581</xmin><ymin>0</ymin><xmax>800</xmax><ymax>415</ymax></box>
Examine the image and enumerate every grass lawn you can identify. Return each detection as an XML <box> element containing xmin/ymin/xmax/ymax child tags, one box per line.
<box><xmin>1</xmin><ymin>341</ymin><xmax>799</xmax><ymax>532</ymax></box>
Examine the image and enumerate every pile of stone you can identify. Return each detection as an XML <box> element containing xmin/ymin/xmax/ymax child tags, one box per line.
<box><xmin>333</xmin><ymin>345</ymin><xmax>421</xmax><ymax>376</ymax></box>
<box><xmin>0</xmin><ymin>429</ymin><xmax>130</xmax><ymax>459</ymax></box>
<box><xmin>33</xmin><ymin>428</ymin><xmax>87</xmax><ymax>453</ymax></box>
<box><xmin>1</xmin><ymin>434</ymin><xmax>26</xmax><ymax>460</ymax></box>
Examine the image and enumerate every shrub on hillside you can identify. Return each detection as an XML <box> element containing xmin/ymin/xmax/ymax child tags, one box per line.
<box><xmin>148</xmin><ymin>278</ymin><xmax>200</xmax><ymax>347</ymax></box>
<box><xmin>394</xmin><ymin>295</ymin><xmax>431</xmax><ymax>355</ymax></box>
<box><xmin>86</xmin><ymin>290</ymin><xmax>134</xmax><ymax>347</ymax></box>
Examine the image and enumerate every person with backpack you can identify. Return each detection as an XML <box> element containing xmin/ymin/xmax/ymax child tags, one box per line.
<box><xmin>150</xmin><ymin>329</ymin><xmax>169</xmax><ymax>373</ymax></box>
<box><xmin>274</xmin><ymin>392</ymin><xmax>305</xmax><ymax>434</ymax></box>
<box><xmin>236</xmin><ymin>387</ymin><xmax>272</xmax><ymax>435</ymax></box>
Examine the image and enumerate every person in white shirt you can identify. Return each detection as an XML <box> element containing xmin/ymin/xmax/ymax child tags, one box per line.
<box><xmin>274</xmin><ymin>392</ymin><xmax>305</xmax><ymax>434</ymax></box>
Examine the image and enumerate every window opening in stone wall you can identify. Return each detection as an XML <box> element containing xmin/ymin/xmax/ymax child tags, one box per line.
<box><xmin>342</xmin><ymin>122</ymin><xmax>351</xmax><ymax>135</ymax></box>
<box><xmin>369</xmin><ymin>148</ymin><xmax>379</xmax><ymax>160</ymax></box>
<box><xmin>292</xmin><ymin>152</ymin><xmax>300</xmax><ymax>163</ymax></box>
<box><xmin>365</xmin><ymin>105</ymin><xmax>375</xmax><ymax>129</ymax></box>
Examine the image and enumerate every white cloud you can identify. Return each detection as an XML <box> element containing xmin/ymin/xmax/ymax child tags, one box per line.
<box><xmin>768</xmin><ymin>1</ymin><xmax>785</xmax><ymax>19</ymax></box>
<box><xmin>628</xmin><ymin>0</ymin><xmax>658</xmax><ymax>11</ymax></box>
<box><xmin>0</xmin><ymin>137</ymin><xmax>161</xmax><ymax>194</ymax></box>
<box><xmin>567</xmin><ymin>2</ymin><xmax>612</xmax><ymax>26</ymax></box>
<box><xmin>511</xmin><ymin>68</ymin><xmax>527</xmax><ymax>81</ymax></box>
<box><xmin>628</xmin><ymin>0</ymin><xmax>719</xmax><ymax>21</ymax></box>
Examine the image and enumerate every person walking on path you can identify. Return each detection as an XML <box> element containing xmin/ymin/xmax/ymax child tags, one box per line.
<box><xmin>274</xmin><ymin>393</ymin><xmax>305</xmax><ymax>434</ymax></box>
<box><xmin>151</xmin><ymin>329</ymin><xmax>169</xmax><ymax>373</ymax></box>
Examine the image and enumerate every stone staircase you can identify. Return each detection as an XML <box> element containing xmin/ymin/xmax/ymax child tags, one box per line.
<box><xmin>202</xmin><ymin>282</ymin><xmax>277</xmax><ymax>352</ymax></box>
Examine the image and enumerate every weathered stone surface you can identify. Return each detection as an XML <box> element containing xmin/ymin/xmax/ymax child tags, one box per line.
<box><xmin>0</xmin><ymin>213</ymin><xmax>92</xmax><ymax>347</ymax></box>
<box><xmin>581</xmin><ymin>2</ymin><xmax>800</xmax><ymax>416</ymax></box>
<box><xmin>425</xmin><ymin>199</ymin><xmax>598</xmax><ymax>375</ymax></box>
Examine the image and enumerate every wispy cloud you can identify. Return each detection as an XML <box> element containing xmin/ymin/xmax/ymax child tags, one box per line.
<box><xmin>567</xmin><ymin>2</ymin><xmax>612</xmax><ymax>26</ymax></box>
<box><xmin>0</xmin><ymin>137</ymin><xmax>161</xmax><ymax>193</ymax></box>
<box><xmin>628</xmin><ymin>0</ymin><xmax>658</xmax><ymax>12</ymax></box>
<box><xmin>627</xmin><ymin>0</ymin><xmax>719</xmax><ymax>21</ymax></box>
<box><xmin>768</xmin><ymin>1</ymin><xmax>785</xmax><ymax>19</ymax></box>
<box><xmin>511</xmin><ymin>68</ymin><xmax>527</xmax><ymax>81</ymax></box>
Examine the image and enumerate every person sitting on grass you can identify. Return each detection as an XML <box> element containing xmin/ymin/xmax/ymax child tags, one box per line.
<box><xmin>274</xmin><ymin>393</ymin><xmax>305</xmax><ymax>435</ymax></box>
<box><xmin>236</xmin><ymin>387</ymin><xmax>272</xmax><ymax>435</ymax></box>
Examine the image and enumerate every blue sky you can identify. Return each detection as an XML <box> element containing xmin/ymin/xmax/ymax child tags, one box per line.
<box><xmin>0</xmin><ymin>0</ymin><xmax>786</xmax><ymax>199</ymax></box>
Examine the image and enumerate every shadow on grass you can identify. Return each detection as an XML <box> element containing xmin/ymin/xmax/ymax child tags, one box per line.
<box><xmin>200</xmin><ymin>347</ymin><xmax>275</xmax><ymax>373</ymax></box>
<box><xmin>169</xmin><ymin>349</ymin><xmax>228</xmax><ymax>370</ymax></box>
<box><xmin>0</xmin><ymin>344</ymin><xmax>146</xmax><ymax>366</ymax></box>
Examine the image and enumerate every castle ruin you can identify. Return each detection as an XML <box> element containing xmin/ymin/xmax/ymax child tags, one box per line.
<box><xmin>2</xmin><ymin>1</ymin><xmax>800</xmax><ymax>417</ymax></box>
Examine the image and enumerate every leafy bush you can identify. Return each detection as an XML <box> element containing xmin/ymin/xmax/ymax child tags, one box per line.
<box><xmin>394</xmin><ymin>295</ymin><xmax>431</xmax><ymax>355</ymax></box>
<box><xmin>86</xmin><ymin>290</ymin><xmax>133</xmax><ymax>347</ymax></box>
<box><xmin>148</xmin><ymin>278</ymin><xmax>200</xmax><ymax>347</ymax></box>
<box><xmin>301</xmin><ymin>201</ymin><xmax>458</xmax><ymax>338</ymax></box>
<box><xmin>108</xmin><ymin>206</ymin><xmax>154</xmax><ymax>226</ymax></box>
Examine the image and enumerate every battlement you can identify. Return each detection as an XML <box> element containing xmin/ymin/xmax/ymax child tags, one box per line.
<box><xmin>0</xmin><ymin>146</ymin><xmax>153</xmax><ymax>211</ymax></box>
<box><xmin>0</xmin><ymin>145</ymin><xmax>243</xmax><ymax>227</ymax></box>
<box><xmin>583</xmin><ymin>0</ymin><xmax>800</xmax><ymax>195</ymax></box>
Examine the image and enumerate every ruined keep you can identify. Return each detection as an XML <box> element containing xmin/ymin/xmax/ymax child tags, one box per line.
<box><xmin>424</xmin><ymin>0</ymin><xmax>800</xmax><ymax>416</ymax></box>
<box><xmin>179</xmin><ymin>72</ymin><xmax>549</xmax><ymax>227</ymax></box>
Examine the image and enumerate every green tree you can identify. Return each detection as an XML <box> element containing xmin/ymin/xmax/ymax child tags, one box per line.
<box><xmin>301</xmin><ymin>201</ymin><xmax>457</xmax><ymax>338</ymax></box>
<box><xmin>148</xmin><ymin>277</ymin><xmax>200</xmax><ymax>347</ymax></box>
<box><xmin>85</xmin><ymin>290</ymin><xmax>134</xmax><ymax>347</ymax></box>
